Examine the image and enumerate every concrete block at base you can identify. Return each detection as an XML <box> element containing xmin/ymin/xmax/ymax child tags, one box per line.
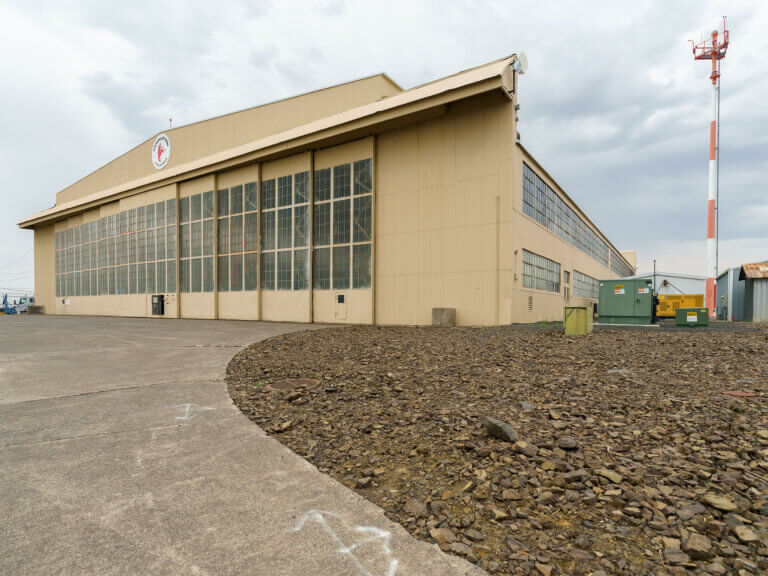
<box><xmin>432</xmin><ymin>307</ymin><xmax>456</xmax><ymax>327</ymax></box>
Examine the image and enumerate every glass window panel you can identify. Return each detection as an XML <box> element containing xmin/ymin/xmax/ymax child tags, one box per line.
<box><xmin>217</xmin><ymin>188</ymin><xmax>229</xmax><ymax>217</ymax></box>
<box><xmin>156</xmin><ymin>261</ymin><xmax>166</xmax><ymax>292</ymax></box>
<box><xmin>293</xmin><ymin>249</ymin><xmax>309</xmax><ymax>290</ymax></box>
<box><xmin>244</xmin><ymin>212</ymin><xmax>258</xmax><ymax>252</ymax></box>
<box><xmin>260</xmin><ymin>211</ymin><xmax>275</xmax><ymax>251</ymax></box>
<box><xmin>156</xmin><ymin>201</ymin><xmax>166</xmax><ymax>226</ymax></box>
<box><xmin>277</xmin><ymin>251</ymin><xmax>291</xmax><ymax>290</ymax></box>
<box><xmin>333</xmin><ymin>164</ymin><xmax>351</xmax><ymax>198</ymax></box>
<box><xmin>244</xmin><ymin>182</ymin><xmax>258</xmax><ymax>211</ymax></box>
<box><xmin>179</xmin><ymin>197</ymin><xmax>190</xmax><ymax>224</ymax></box>
<box><xmin>166</xmin><ymin>226</ymin><xmax>176</xmax><ymax>259</ymax></box>
<box><xmin>261</xmin><ymin>180</ymin><xmax>275</xmax><ymax>210</ymax></box>
<box><xmin>136</xmin><ymin>207</ymin><xmax>146</xmax><ymax>231</ymax></box>
<box><xmin>313</xmin><ymin>168</ymin><xmax>331</xmax><ymax>202</ymax></box>
<box><xmin>353</xmin><ymin>244</ymin><xmax>371</xmax><ymax>289</ymax></box>
<box><xmin>178</xmin><ymin>225</ymin><xmax>188</xmax><ymax>259</ymax></box>
<box><xmin>230</xmin><ymin>185</ymin><xmax>243</xmax><ymax>214</ymax></box>
<box><xmin>312</xmin><ymin>249</ymin><xmax>330</xmax><ymax>289</ymax></box>
<box><xmin>108</xmin><ymin>237</ymin><xmax>116</xmax><ymax>266</ymax></box>
<box><xmin>166</xmin><ymin>199</ymin><xmax>176</xmax><ymax>224</ymax></box>
<box><xmin>277</xmin><ymin>209</ymin><xmax>292</xmax><ymax>249</ymax></box>
<box><xmin>147</xmin><ymin>261</ymin><xmax>156</xmax><ymax>294</ymax></box>
<box><xmin>294</xmin><ymin>205</ymin><xmax>309</xmax><ymax>248</ymax></box>
<box><xmin>190</xmin><ymin>258</ymin><xmax>202</xmax><ymax>292</ymax></box>
<box><xmin>244</xmin><ymin>252</ymin><xmax>258</xmax><ymax>291</ymax></box>
<box><xmin>202</xmin><ymin>257</ymin><xmax>213</xmax><ymax>292</ymax></box>
<box><xmin>230</xmin><ymin>254</ymin><xmax>243</xmax><ymax>291</ymax></box>
<box><xmin>156</xmin><ymin>227</ymin><xmax>166</xmax><ymax>260</ymax></box>
<box><xmin>180</xmin><ymin>259</ymin><xmax>190</xmax><ymax>293</ymax></box>
<box><xmin>353</xmin><ymin>196</ymin><xmax>372</xmax><ymax>242</ymax></box>
<box><xmin>260</xmin><ymin>252</ymin><xmax>275</xmax><ymax>290</ymax></box>
<box><xmin>91</xmin><ymin>269</ymin><xmax>98</xmax><ymax>296</ymax></box>
<box><xmin>217</xmin><ymin>218</ymin><xmax>229</xmax><ymax>254</ymax></box>
<box><xmin>203</xmin><ymin>191</ymin><xmax>214</xmax><ymax>219</ymax></box>
<box><xmin>190</xmin><ymin>221</ymin><xmax>202</xmax><ymax>257</ymax></box>
<box><xmin>146</xmin><ymin>204</ymin><xmax>155</xmax><ymax>229</ymax></box>
<box><xmin>313</xmin><ymin>203</ymin><xmax>330</xmax><ymax>246</ymax></box>
<box><xmin>146</xmin><ymin>228</ymin><xmax>156</xmax><ymax>262</ymax></box>
<box><xmin>332</xmin><ymin>245</ymin><xmax>350</xmax><ymax>289</ymax></box>
<box><xmin>230</xmin><ymin>214</ymin><xmax>243</xmax><ymax>253</ymax></box>
<box><xmin>217</xmin><ymin>255</ymin><xmax>229</xmax><ymax>292</ymax></box>
<box><xmin>354</xmin><ymin>159</ymin><xmax>372</xmax><ymax>195</ymax></box>
<box><xmin>333</xmin><ymin>199</ymin><xmax>350</xmax><ymax>244</ymax></box>
<box><xmin>166</xmin><ymin>260</ymin><xmax>176</xmax><ymax>293</ymax></box>
<box><xmin>203</xmin><ymin>219</ymin><xmax>214</xmax><ymax>256</ymax></box>
<box><xmin>294</xmin><ymin>172</ymin><xmax>309</xmax><ymax>204</ymax></box>
<box><xmin>277</xmin><ymin>176</ymin><xmax>292</xmax><ymax>207</ymax></box>
<box><xmin>188</xmin><ymin>194</ymin><xmax>200</xmax><ymax>222</ymax></box>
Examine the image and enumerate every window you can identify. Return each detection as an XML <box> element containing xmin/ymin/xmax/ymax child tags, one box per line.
<box><xmin>522</xmin><ymin>249</ymin><xmax>561</xmax><ymax>293</ymax></box>
<box><xmin>352</xmin><ymin>244</ymin><xmax>371</xmax><ymax>289</ymax></box>
<box><xmin>180</xmin><ymin>192</ymin><xmax>214</xmax><ymax>291</ymax></box>
<box><xmin>522</xmin><ymin>162</ymin><xmax>632</xmax><ymax>276</ymax></box>
<box><xmin>314</xmin><ymin>168</ymin><xmax>330</xmax><ymax>202</ymax></box>
<box><xmin>313</xmin><ymin>247</ymin><xmax>330</xmax><ymax>289</ymax></box>
<box><xmin>332</xmin><ymin>246</ymin><xmax>350</xmax><ymax>289</ymax></box>
<box><xmin>574</xmin><ymin>271</ymin><xmax>600</xmax><ymax>299</ymax></box>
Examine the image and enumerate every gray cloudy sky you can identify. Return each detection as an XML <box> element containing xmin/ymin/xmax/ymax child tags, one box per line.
<box><xmin>1</xmin><ymin>0</ymin><xmax>766</xmax><ymax>297</ymax></box>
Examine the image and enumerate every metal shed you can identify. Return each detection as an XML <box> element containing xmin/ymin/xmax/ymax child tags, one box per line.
<box><xmin>740</xmin><ymin>261</ymin><xmax>768</xmax><ymax>323</ymax></box>
<box><xmin>716</xmin><ymin>267</ymin><xmax>745</xmax><ymax>322</ymax></box>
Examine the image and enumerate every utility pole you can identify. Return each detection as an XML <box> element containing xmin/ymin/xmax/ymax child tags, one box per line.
<box><xmin>690</xmin><ymin>17</ymin><xmax>729</xmax><ymax>318</ymax></box>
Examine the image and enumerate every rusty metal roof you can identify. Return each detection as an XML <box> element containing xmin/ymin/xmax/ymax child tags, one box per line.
<box><xmin>739</xmin><ymin>261</ymin><xmax>768</xmax><ymax>280</ymax></box>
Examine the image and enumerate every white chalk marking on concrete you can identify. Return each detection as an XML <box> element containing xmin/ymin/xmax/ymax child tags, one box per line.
<box><xmin>174</xmin><ymin>403</ymin><xmax>214</xmax><ymax>420</ymax></box>
<box><xmin>294</xmin><ymin>510</ymin><xmax>398</xmax><ymax>576</ymax></box>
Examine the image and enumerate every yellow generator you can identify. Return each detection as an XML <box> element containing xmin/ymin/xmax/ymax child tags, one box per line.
<box><xmin>657</xmin><ymin>294</ymin><xmax>705</xmax><ymax>318</ymax></box>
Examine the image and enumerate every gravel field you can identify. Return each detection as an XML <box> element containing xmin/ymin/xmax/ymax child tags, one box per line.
<box><xmin>228</xmin><ymin>324</ymin><xmax>768</xmax><ymax>575</ymax></box>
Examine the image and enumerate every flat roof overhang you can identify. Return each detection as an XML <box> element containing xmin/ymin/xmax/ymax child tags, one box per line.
<box><xmin>19</xmin><ymin>57</ymin><xmax>518</xmax><ymax>229</ymax></box>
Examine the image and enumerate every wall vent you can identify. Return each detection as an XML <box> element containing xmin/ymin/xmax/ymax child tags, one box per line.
<box><xmin>528</xmin><ymin>295</ymin><xmax>533</xmax><ymax>312</ymax></box>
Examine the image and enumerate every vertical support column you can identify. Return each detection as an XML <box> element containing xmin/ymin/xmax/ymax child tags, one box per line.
<box><xmin>257</xmin><ymin>162</ymin><xmax>263</xmax><ymax>321</ymax></box>
<box><xmin>175</xmin><ymin>182</ymin><xmax>181</xmax><ymax>318</ymax></box>
<box><xmin>495</xmin><ymin>194</ymin><xmax>500</xmax><ymax>325</ymax></box>
<box><xmin>309</xmin><ymin>150</ymin><xmax>315</xmax><ymax>324</ymax></box>
<box><xmin>706</xmin><ymin>60</ymin><xmax>718</xmax><ymax>318</ymax></box>
<box><xmin>371</xmin><ymin>134</ymin><xmax>377</xmax><ymax>326</ymax></box>
<box><xmin>213</xmin><ymin>174</ymin><xmax>219</xmax><ymax>320</ymax></box>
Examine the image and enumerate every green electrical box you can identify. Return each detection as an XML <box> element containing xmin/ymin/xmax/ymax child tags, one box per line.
<box><xmin>675</xmin><ymin>307</ymin><xmax>709</xmax><ymax>327</ymax></box>
<box><xmin>598</xmin><ymin>278</ymin><xmax>654</xmax><ymax>325</ymax></box>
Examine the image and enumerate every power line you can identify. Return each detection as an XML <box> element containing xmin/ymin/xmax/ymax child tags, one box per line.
<box><xmin>0</xmin><ymin>248</ymin><xmax>33</xmax><ymax>273</ymax></box>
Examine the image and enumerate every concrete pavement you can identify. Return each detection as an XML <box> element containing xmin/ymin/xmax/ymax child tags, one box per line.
<box><xmin>0</xmin><ymin>316</ymin><xmax>482</xmax><ymax>576</ymax></box>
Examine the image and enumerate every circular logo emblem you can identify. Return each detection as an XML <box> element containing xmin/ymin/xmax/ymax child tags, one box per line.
<box><xmin>152</xmin><ymin>133</ymin><xmax>171</xmax><ymax>170</ymax></box>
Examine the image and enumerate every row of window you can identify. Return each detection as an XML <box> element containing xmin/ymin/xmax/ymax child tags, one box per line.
<box><xmin>56</xmin><ymin>261</ymin><xmax>178</xmax><ymax>297</ymax></box>
<box><xmin>522</xmin><ymin>249</ymin><xmax>561</xmax><ymax>293</ymax></box>
<box><xmin>522</xmin><ymin>163</ymin><xmax>633</xmax><ymax>278</ymax></box>
<box><xmin>573</xmin><ymin>270</ymin><xmax>600</xmax><ymax>300</ymax></box>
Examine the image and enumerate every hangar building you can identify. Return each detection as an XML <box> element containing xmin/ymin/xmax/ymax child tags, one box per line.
<box><xmin>19</xmin><ymin>55</ymin><xmax>635</xmax><ymax>325</ymax></box>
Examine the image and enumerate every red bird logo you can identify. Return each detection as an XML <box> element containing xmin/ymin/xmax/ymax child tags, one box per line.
<box><xmin>157</xmin><ymin>142</ymin><xmax>165</xmax><ymax>162</ymax></box>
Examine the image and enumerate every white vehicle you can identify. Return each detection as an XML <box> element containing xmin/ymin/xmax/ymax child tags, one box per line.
<box><xmin>14</xmin><ymin>296</ymin><xmax>34</xmax><ymax>314</ymax></box>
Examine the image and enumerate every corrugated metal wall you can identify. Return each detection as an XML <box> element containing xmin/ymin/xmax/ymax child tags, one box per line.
<box><xmin>746</xmin><ymin>278</ymin><xmax>768</xmax><ymax>322</ymax></box>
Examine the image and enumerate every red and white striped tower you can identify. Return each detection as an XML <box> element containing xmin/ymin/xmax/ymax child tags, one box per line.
<box><xmin>691</xmin><ymin>18</ymin><xmax>729</xmax><ymax>317</ymax></box>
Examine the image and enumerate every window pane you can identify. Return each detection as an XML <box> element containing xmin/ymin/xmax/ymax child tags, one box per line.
<box><xmin>333</xmin><ymin>199</ymin><xmax>350</xmax><ymax>244</ymax></box>
<box><xmin>244</xmin><ymin>212</ymin><xmax>258</xmax><ymax>252</ymax></box>
<box><xmin>353</xmin><ymin>244</ymin><xmax>371</xmax><ymax>289</ymax></box>
<box><xmin>146</xmin><ymin>228</ymin><xmax>156</xmax><ymax>262</ymax></box>
<box><xmin>217</xmin><ymin>255</ymin><xmax>229</xmax><ymax>291</ymax></box>
<box><xmin>313</xmin><ymin>247</ymin><xmax>330</xmax><ymax>289</ymax></box>
<box><xmin>217</xmin><ymin>218</ymin><xmax>229</xmax><ymax>254</ymax></box>
<box><xmin>277</xmin><ymin>208</ymin><xmax>292</xmax><ymax>249</ymax></box>
<box><xmin>354</xmin><ymin>159</ymin><xmax>372</xmax><ymax>195</ymax></box>
<box><xmin>203</xmin><ymin>257</ymin><xmax>214</xmax><ymax>292</ymax></box>
<box><xmin>230</xmin><ymin>254</ymin><xmax>243</xmax><ymax>291</ymax></box>
<box><xmin>179</xmin><ymin>259</ymin><xmax>190</xmax><ymax>293</ymax></box>
<box><xmin>230</xmin><ymin>185</ymin><xmax>243</xmax><ymax>215</ymax></box>
<box><xmin>313</xmin><ymin>203</ymin><xmax>330</xmax><ymax>246</ymax></box>
<box><xmin>156</xmin><ymin>260</ymin><xmax>166</xmax><ymax>292</ymax></box>
<box><xmin>261</xmin><ymin>180</ymin><xmax>275</xmax><ymax>210</ymax></box>
<box><xmin>217</xmin><ymin>188</ymin><xmax>229</xmax><ymax>216</ymax></box>
<box><xmin>137</xmin><ymin>263</ymin><xmax>146</xmax><ymax>294</ymax></box>
<box><xmin>166</xmin><ymin>226</ymin><xmax>176</xmax><ymax>259</ymax></box>
<box><xmin>294</xmin><ymin>204</ymin><xmax>309</xmax><ymax>247</ymax></box>
<box><xmin>353</xmin><ymin>196</ymin><xmax>372</xmax><ymax>242</ymax></box>
<box><xmin>293</xmin><ymin>249</ymin><xmax>309</xmax><ymax>290</ymax></box>
<box><xmin>203</xmin><ymin>191</ymin><xmax>214</xmax><ymax>219</ymax></box>
<box><xmin>178</xmin><ymin>225</ymin><xmax>188</xmax><ymax>259</ymax></box>
<box><xmin>179</xmin><ymin>197</ymin><xmax>190</xmax><ymax>224</ymax></box>
<box><xmin>314</xmin><ymin>168</ymin><xmax>331</xmax><ymax>202</ymax></box>
<box><xmin>261</xmin><ymin>211</ymin><xmax>275</xmax><ymax>251</ymax></box>
<box><xmin>190</xmin><ymin>258</ymin><xmax>202</xmax><ymax>292</ymax></box>
<box><xmin>244</xmin><ymin>252</ymin><xmax>258</xmax><ymax>291</ymax></box>
<box><xmin>277</xmin><ymin>251</ymin><xmax>291</xmax><ymax>290</ymax></box>
<box><xmin>137</xmin><ymin>206</ymin><xmax>146</xmax><ymax>230</ymax></box>
<box><xmin>277</xmin><ymin>176</ymin><xmax>292</xmax><ymax>207</ymax></box>
<box><xmin>166</xmin><ymin>260</ymin><xmax>176</xmax><ymax>293</ymax></box>
<box><xmin>166</xmin><ymin>199</ymin><xmax>176</xmax><ymax>224</ymax></box>
<box><xmin>332</xmin><ymin>245</ymin><xmax>350</xmax><ymax>289</ymax></box>
<box><xmin>156</xmin><ymin>201</ymin><xmax>166</xmax><ymax>226</ymax></box>
<box><xmin>190</xmin><ymin>194</ymin><xmax>202</xmax><ymax>222</ymax></box>
<box><xmin>147</xmin><ymin>261</ymin><xmax>156</xmax><ymax>294</ymax></box>
<box><xmin>333</xmin><ymin>164</ymin><xmax>351</xmax><ymax>198</ymax></box>
<box><xmin>156</xmin><ymin>227</ymin><xmax>166</xmax><ymax>260</ymax></box>
<box><xmin>230</xmin><ymin>214</ymin><xmax>243</xmax><ymax>253</ymax></box>
<box><xmin>294</xmin><ymin>171</ymin><xmax>309</xmax><ymax>203</ymax></box>
<box><xmin>260</xmin><ymin>252</ymin><xmax>275</xmax><ymax>290</ymax></box>
<box><xmin>108</xmin><ymin>237</ymin><xmax>116</xmax><ymax>266</ymax></box>
<box><xmin>244</xmin><ymin>182</ymin><xmax>258</xmax><ymax>211</ymax></box>
<box><xmin>203</xmin><ymin>219</ymin><xmax>214</xmax><ymax>256</ymax></box>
